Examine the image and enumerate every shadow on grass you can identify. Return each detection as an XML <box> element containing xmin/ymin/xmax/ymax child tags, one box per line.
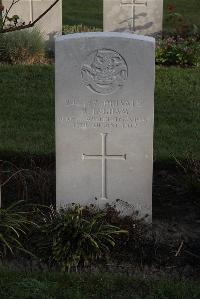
<box><xmin>0</xmin><ymin>152</ymin><xmax>199</xmax><ymax>226</ymax></box>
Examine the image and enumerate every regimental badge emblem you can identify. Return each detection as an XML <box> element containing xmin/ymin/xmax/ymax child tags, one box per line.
<box><xmin>81</xmin><ymin>49</ymin><xmax>128</xmax><ymax>95</ymax></box>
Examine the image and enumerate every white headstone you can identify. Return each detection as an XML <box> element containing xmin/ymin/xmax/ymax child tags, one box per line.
<box><xmin>2</xmin><ymin>0</ymin><xmax>62</xmax><ymax>48</ymax></box>
<box><xmin>56</xmin><ymin>32</ymin><xmax>155</xmax><ymax>220</ymax></box>
<box><xmin>104</xmin><ymin>0</ymin><xmax>163</xmax><ymax>36</ymax></box>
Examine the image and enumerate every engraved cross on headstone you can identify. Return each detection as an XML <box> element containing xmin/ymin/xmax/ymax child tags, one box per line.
<box><xmin>82</xmin><ymin>133</ymin><xmax>126</xmax><ymax>201</ymax></box>
<box><xmin>121</xmin><ymin>0</ymin><xmax>148</xmax><ymax>31</ymax></box>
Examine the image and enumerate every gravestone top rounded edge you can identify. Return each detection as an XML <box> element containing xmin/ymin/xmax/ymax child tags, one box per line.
<box><xmin>56</xmin><ymin>32</ymin><xmax>155</xmax><ymax>44</ymax></box>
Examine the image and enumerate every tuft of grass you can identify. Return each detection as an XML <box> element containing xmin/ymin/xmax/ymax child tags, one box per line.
<box><xmin>0</xmin><ymin>201</ymin><xmax>34</xmax><ymax>259</ymax></box>
<box><xmin>1</xmin><ymin>29</ymin><xmax>46</xmax><ymax>64</ymax></box>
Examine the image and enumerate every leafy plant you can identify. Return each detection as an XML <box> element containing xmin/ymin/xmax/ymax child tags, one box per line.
<box><xmin>41</xmin><ymin>205</ymin><xmax>127</xmax><ymax>272</ymax></box>
<box><xmin>0</xmin><ymin>201</ymin><xmax>34</xmax><ymax>258</ymax></box>
<box><xmin>156</xmin><ymin>36</ymin><xmax>200</xmax><ymax>67</ymax></box>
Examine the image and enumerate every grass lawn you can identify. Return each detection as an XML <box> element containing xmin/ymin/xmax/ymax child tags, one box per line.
<box><xmin>0</xmin><ymin>65</ymin><xmax>55</xmax><ymax>158</ymax></box>
<box><xmin>0</xmin><ymin>269</ymin><xmax>200</xmax><ymax>299</ymax></box>
<box><xmin>62</xmin><ymin>0</ymin><xmax>200</xmax><ymax>29</ymax></box>
<box><xmin>63</xmin><ymin>0</ymin><xmax>103</xmax><ymax>28</ymax></box>
<box><xmin>155</xmin><ymin>67</ymin><xmax>200</xmax><ymax>161</ymax></box>
<box><xmin>0</xmin><ymin>65</ymin><xmax>199</xmax><ymax>161</ymax></box>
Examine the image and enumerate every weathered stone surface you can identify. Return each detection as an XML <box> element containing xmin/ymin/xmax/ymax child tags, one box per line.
<box><xmin>55</xmin><ymin>32</ymin><xmax>155</xmax><ymax>220</ymax></box>
<box><xmin>104</xmin><ymin>0</ymin><xmax>163</xmax><ymax>36</ymax></box>
<box><xmin>2</xmin><ymin>0</ymin><xmax>62</xmax><ymax>48</ymax></box>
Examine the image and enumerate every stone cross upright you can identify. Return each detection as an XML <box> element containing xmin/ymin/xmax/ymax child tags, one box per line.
<box><xmin>120</xmin><ymin>0</ymin><xmax>147</xmax><ymax>31</ymax></box>
<box><xmin>82</xmin><ymin>133</ymin><xmax>126</xmax><ymax>201</ymax></box>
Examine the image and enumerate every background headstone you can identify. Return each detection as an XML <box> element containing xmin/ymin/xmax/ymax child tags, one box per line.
<box><xmin>104</xmin><ymin>0</ymin><xmax>163</xmax><ymax>36</ymax></box>
<box><xmin>56</xmin><ymin>32</ymin><xmax>155</xmax><ymax>220</ymax></box>
<box><xmin>2</xmin><ymin>0</ymin><xmax>62</xmax><ymax>49</ymax></box>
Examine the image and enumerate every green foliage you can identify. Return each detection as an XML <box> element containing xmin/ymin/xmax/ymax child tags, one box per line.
<box><xmin>1</xmin><ymin>28</ymin><xmax>46</xmax><ymax>64</ymax></box>
<box><xmin>41</xmin><ymin>205</ymin><xmax>127</xmax><ymax>271</ymax></box>
<box><xmin>0</xmin><ymin>201</ymin><xmax>33</xmax><ymax>258</ymax></box>
<box><xmin>163</xmin><ymin>0</ymin><xmax>200</xmax><ymax>33</ymax></box>
<box><xmin>165</xmin><ymin>8</ymin><xmax>199</xmax><ymax>36</ymax></box>
<box><xmin>156</xmin><ymin>37</ymin><xmax>200</xmax><ymax>67</ymax></box>
<box><xmin>63</xmin><ymin>24</ymin><xmax>102</xmax><ymax>34</ymax></box>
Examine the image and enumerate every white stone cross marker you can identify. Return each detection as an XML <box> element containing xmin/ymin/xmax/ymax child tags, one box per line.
<box><xmin>82</xmin><ymin>133</ymin><xmax>126</xmax><ymax>201</ymax></box>
<box><xmin>104</xmin><ymin>0</ymin><xmax>163</xmax><ymax>36</ymax></box>
<box><xmin>120</xmin><ymin>0</ymin><xmax>147</xmax><ymax>31</ymax></box>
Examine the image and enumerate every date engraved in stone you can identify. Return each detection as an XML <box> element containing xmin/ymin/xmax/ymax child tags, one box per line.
<box><xmin>81</xmin><ymin>49</ymin><xmax>128</xmax><ymax>95</ymax></box>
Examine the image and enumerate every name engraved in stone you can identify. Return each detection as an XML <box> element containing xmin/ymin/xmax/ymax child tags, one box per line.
<box><xmin>59</xmin><ymin>97</ymin><xmax>148</xmax><ymax>129</ymax></box>
<box><xmin>64</xmin><ymin>98</ymin><xmax>143</xmax><ymax>115</ymax></box>
<box><xmin>65</xmin><ymin>98</ymin><xmax>142</xmax><ymax>107</ymax></box>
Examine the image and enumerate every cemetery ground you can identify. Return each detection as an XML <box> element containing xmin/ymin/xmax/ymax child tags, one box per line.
<box><xmin>0</xmin><ymin>64</ymin><xmax>200</xmax><ymax>294</ymax></box>
<box><xmin>0</xmin><ymin>1</ymin><xmax>200</xmax><ymax>298</ymax></box>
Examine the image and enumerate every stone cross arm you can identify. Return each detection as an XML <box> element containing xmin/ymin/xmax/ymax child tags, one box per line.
<box><xmin>82</xmin><ymin>133</ymin><xmax>126</xmax><ymax>200</ymax></box>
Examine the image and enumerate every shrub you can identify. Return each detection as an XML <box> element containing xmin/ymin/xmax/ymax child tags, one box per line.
<box><xmin>40</xmin><ymin>205</ymin><xmax>127</xmax><ymax>272</ymax></box>
<box><xmin>63</xmin><ymin>24</ymin><xmax>102</xmax><ymax>34</ymax></box>
<box><xmin>156</xmin><ymin>37</ymin><xmax>200</xmax><ymax>67</ymax></box>
<box><xmin>1</xmin><ymin>28</ymin><xmax>46</xmax><ymax>64</ymax></box>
